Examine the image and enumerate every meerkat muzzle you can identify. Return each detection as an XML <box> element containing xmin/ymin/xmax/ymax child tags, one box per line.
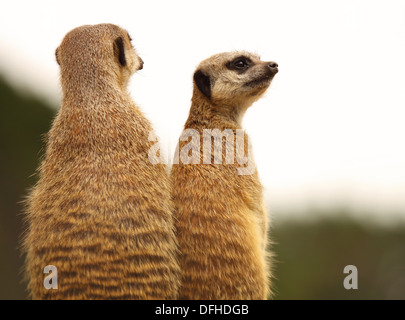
<box><xmin>267</xmin><ymin>61</ymin><xmax>279</xmax><ymax>75</ymax></box>
<box><xmin>243</xmin><ymin>61</ymin><xmax>278</xmax><ymax>88</ymax></box>
<box><xmin>244</xmin><ymin>60</ymin><xmax>278</xmax><ymax>86</ymax></box>
<box><xmin>138</xmin><ymin>57</ymin><xmax>144</xmax><ymax>70</ymax></box>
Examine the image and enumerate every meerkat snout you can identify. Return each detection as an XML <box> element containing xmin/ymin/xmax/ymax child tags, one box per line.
<box><xmin>138</xmin><ymin>57</ymin><xmax>144</xmax><ymax>70</ymax></box>
<box><xmin>264</xmin><ymin>61</ymin><xmax>279</xmax><ymax>77</ymax></box>
<box><xmin>268</xmin><ymin>61</ymin><xmax>279</xmax><ymax>69</ymax></box>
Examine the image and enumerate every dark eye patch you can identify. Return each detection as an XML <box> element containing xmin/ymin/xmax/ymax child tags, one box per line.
<box><xmin>226</xmin><ymin>56</ymin><xmax>253</xmax><ymax>73</ymax></box>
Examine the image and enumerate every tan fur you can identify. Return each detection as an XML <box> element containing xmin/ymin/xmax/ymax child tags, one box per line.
<box><xmin>170</xmin><ymin>51</ymin><xmax>278</xmax><ymax>299</ymax></box>
<box><xmin>22</xmin><ymin>24</ymin><xmax>180</xmax><ymax>299</ymax></box>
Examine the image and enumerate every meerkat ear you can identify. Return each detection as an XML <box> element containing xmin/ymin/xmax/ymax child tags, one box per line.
<box><xmin>194</xmin><ymin>70</ymin><xmax>211</xmax><ymax>98</ymax></box>
<box><xmin>55</xmin><ymin>48</ymin><xmax>60</xmax><ymax>65</ymax></box>
<box><xmin>113</xmin><ymin>37</ymin><xmax>127</xmax><ymax>67</ymax></box>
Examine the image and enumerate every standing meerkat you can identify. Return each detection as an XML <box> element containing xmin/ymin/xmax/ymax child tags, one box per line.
<box><xmin>170</xmin><ymin>51</ymin><xmax>278</xmax><ymax>299</ymax></box>
<box><xmin>22</xmin><ymin>24</ymin><xmax>180</xmax><ymax>299</ymax></box>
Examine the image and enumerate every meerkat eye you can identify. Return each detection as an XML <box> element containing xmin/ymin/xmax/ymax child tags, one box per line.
<box><xmin>234</xmin><ymin>59</ymin><xmax>247</xmax><ymax>69</ymax></box>
<box><xmin>226</xmin><ymin>56</ymin><xmax>252</xmax><ymax>71</ymax></box>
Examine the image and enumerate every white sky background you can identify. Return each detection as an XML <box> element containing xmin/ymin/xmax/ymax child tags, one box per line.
<box><xmin>1</xmin><ymin>0</ymin><xmax>404</xmax><ymax>221</ymax></box>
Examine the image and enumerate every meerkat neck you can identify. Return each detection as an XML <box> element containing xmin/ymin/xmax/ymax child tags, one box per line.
<box><xmin>186</xmin><ymin>95</ymin><xmax>246</xmax><ymax>130</ymax></box>
<box><xmin>61</xmin><ymin>71</ymin><xmax>127</xmax><ymax>106</ymax></box>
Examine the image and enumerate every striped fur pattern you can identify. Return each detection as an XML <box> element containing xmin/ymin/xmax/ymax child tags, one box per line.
<box><xmin>171</xmin><ymin>51</ymin><xmax>278</xmax><ymax>299</ymax></box>
<box><xmin>22</xmin><ymin>24</ymin><xmax>180</xmax><ymax>299</ymax></box>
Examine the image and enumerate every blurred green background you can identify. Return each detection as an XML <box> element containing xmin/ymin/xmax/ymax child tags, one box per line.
<box><xmin>0</xmin><ymin>75</ymin><xmax>404</xmax><ymax>300</ymax></box>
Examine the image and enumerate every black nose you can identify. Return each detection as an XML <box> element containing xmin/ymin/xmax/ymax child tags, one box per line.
<box><xmin>138</xmin><ymin>58</ymin><xmax>144</xmax><ymax>70</ymax></box>
<box><xmin>268</xmin><ymin>61</ymin><xmax>278</xmax><ymax>69</ymax></box>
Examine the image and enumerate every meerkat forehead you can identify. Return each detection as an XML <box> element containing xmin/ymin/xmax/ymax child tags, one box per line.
<box><xmin>197</xmin><ymin>51</ymin><xmax>261</xmax><ymax>71</ymax></box>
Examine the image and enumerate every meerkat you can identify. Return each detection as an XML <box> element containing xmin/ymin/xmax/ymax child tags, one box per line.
<box><xmin>170</xmin><ymin>51</ymin><xmax>278</xmax><ymax>299</ymax></box>
<box><xmin>22</xmin><ymin>24</ymin><xmax>180</xmax><ymax>299</ymax></box>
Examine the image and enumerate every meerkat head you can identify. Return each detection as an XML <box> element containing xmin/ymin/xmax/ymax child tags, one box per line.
<box><xmin>55</xmin><ymin>24</ymin><xmax>143</xmax><ymax>91</ymax></box>
<box><xmin>193</xmin><ymin>51</ymin><xmax>278</xmax><ymax>120</ymax></box>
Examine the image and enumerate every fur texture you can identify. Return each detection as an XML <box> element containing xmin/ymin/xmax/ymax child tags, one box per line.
<box><xmin>171</xmin><ymin>51</ymin><xmax>278</xmax><ymax>299</ymax></box>
<box><xmin>22</xmin><ymin>24</ymin><xmax>180</xmax><ymax>300</ymax></box>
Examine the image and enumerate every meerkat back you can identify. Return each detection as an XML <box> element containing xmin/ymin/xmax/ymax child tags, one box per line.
<box><xmin>171</xmin><ymin>51</ymin><xmax>278</xmax><ymax>299</ymax></box>
<box><xmin>22</xmin><ymin>24</ymin><xmax>179</xmax><ymax>299</ymax></box>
